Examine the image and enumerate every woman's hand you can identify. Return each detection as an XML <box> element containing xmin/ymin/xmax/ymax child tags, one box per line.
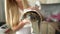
<box><xmin>12</xmin><ymin>19</ymin><xmax>30</xmax><ymax>31</ymax></box>
<box><xmin>27</xmin><ymin>5</ymin><xmax>40</xmax><ymax>11</ymax></box>
<box><xmin>22</xmin><ymin>19</ymin><xmax>30</xmax><ymax>25</ymax></box>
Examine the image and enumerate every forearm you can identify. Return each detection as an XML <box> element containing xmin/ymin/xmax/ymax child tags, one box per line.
<box><xmin>11</xmin><ymin>19</ymin><xmax>30</xmax><ymax>31</ymax></box>
<box><xmin>12</xmin><ymin>22</ymin><xmax>25</xmax><ymax>31</ymax></box>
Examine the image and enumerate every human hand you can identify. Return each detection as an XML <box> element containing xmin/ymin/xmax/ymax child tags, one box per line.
<box><xmin>28</xmin><ymin>5</ymin><xmax>40</xmax><ymax>11</ymax></box>
<box><xmin>22</xmin><ymin>19</ymin><xmax>30</xmax><ymax>24</ymax></box>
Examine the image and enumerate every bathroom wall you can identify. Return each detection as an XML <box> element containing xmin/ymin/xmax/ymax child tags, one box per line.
<box><xmin>41</xmin><ymin>4</ymin><xmax>60</xmax><ymax>18</ymax></box>
<box><xmin>40</xmin><ymin>0</ymin><xmax>60</xmax><ymax>4</ymax></box>
<box><xmin>0</xmin><ymin>0</ymin><xmax>5</xmax><ymax>22</ymax></box>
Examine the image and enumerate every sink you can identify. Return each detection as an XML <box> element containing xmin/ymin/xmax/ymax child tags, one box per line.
<box><xmin>0</xmin><ymin>24</ymin><xmax>9</xmax><ymax>34</ymax></box>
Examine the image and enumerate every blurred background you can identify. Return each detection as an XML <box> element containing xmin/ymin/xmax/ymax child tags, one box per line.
<box><xmin>0</xmin><ymin>0</ymin><xmax>60</xmax><ymax>34</ymax></box>
<box><xmin>0</xmin><ymin>0</ymin><xmax>5</xmax><ymax>26</ymax></box>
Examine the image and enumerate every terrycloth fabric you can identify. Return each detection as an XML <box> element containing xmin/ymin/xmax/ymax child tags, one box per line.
<box><xmin>16</xmin><ymin>26</ymin><xmax>31</xmax><ymax>34</ymax></box>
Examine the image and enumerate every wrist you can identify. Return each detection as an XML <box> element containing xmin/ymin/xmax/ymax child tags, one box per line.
<box><xmin>19</xmin><ymin>21</ymin><xmax>25</xmax><ymax>26</ymax></box>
